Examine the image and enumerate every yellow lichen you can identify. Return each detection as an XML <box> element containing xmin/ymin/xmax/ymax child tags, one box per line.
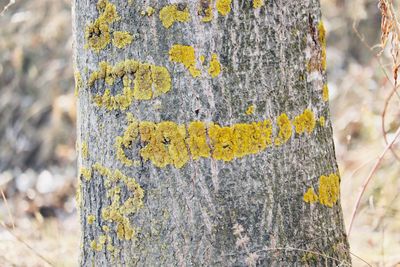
<box><xmin>318</xmin><ymin>21</ymin><xmax>327</xmax><ymax>71</ymax></box>
<box><xmin>198</xmin><ymin>0</ymin><xmax>213</xmax><ymax>22</ymax></box>
<box><xmin>303</xmin><ymin>188</ymin><xmax>319</xmax><ymax>204</ymax></box>
<box><xmin>208</xmin><ymin>53</ymin><xmax>221</xmax><ymax>78</ymax></box>
<box><xmin>85</xmin><ymin>0</ymin><xmax>120</xmax><ymax>52</ymax></box>
<box><xmin>321</xmin><ymin>48</ymin><xmax>327</xmax><ymax>71</ymax></box>
<box><xmin>89</xmin><ymin>59</ymin><xmax>171</xmax><ymax>109</ymax></box>
<box><xmin>159</xmin><ymin>4</ymin><xmax>190</xmax><ymax>29</ymax></box>
<box><xmin>75</xmin><ymin>180</ymin><xmax>82</xmax><ymax>210</ymax></box>
<box><xmin>74</xmin><ymin>72</ymin><xmax>82</xmax><ymax>96</ymax></box>
<box><xmin>133</xmin><ymin>63</ymin><xmax>153</xmax><ymax>100</ymax></box>
<box><xmin>246</xmin><ymin>105</ymin><xmax>255</xmax><ymax>115</ymax></box>
<box><xmin>169</xmin><ymin>44</ymin><xmax>201</xmax><ymax>77</ymax></box>
<box><xmin>318</xmin><ymin>173</ymin><xmax>340</xmax><ymax>207</ymax></box>
<box><xmin>96</xmin><ymin>0</ymin><xmax>108</xmax><ymax>12</ymax></box>
<box><xmin>232</xmin><ymin>124</ymin><xmax>255</xmax><ymax>158</ymax></box>
<box><xmin>293</xmin><ymin>109</ymin><xmax>316</xmax><ymax>135</ymax></box>
<box><xmin>102</xmin><ymin>225</ymin><xmax>110</xmax><ymax>232</ymax></box>
<box><xmin>112</xmin><ymin>31</ymin><xmax>133</xmax><ymax>49</ymax></box>
<box><xmin>274</xmin><ymin>113</ymin><xmax>293</xmax><ymax>146</ymax></box>
<box><xmin>322</xmin><ymin>84</ymin><xmax>329</xmax><ymax>102</ymax></box>
<box><xmin>318</xmin><ymin>21</ymin><xmax>326</xmax><ymax>48</ymax></box>
<box><xmin>93</xmin><ymin>164</ymin><xmax>144</xmax><ymax>241</ymax></box>
<box><xmin>87</xmin><ymin>214</ymin><xmax>96</xmax><ymax>225</ymax></box>
<box><xmin>216</xmin><ymin>0</ymin><xmax>232</xmax><ymax>16</ymax></box>
<box><xmin>114</xmin><ymin>111</ymin><xmax>319</xmax><ymax>168</ymax></box>
<box><xmin>253</xmin><ymin>120</ymin><xmax>274</xmax><ymax>151</ymax></box>
<box><xmin>90</xmin><ymin>240</ymin><xmax>103</xmax><ymax>251</ymax></box>
<box><xmin>101</xmin><ymin>1</ymin><xmax>120</xmax><ymax>23</ymax></box>
<box><xmin>115</xmin><ymin>114</ymin><xmax>138</xmax><ymax>166</ymax></box>
<box><xmin>107</xmin><ymin>243</ymin><xmax>115</xmax><ymax>252</ymax></box>
<box><xmin>187</xmin><ymin>121</ymin><xmax>211</xmax><ymax>160</ymax></box>
<box><xmin>85</xmin><ymin>20</ymin><xmax>111</xmax><ymax>52</ymax></box>
<box><xmin>98</xmin><ymin>235</ymin><xmax>107</xmax><ymax>245</ymax></box>
<box><xmin>253</xmin><ymin>0</ymin><xmax>264</xmax><ymax>8</ymax></box>
<box><xmin>319</xmin><ymin>116</ymin><xmax>326</xmax><ymax>127</ymax></box>
<box><xmin>141</xmin><ymin>6</ymin><xmax>155</xmax><ymax>16</ymax></box>
<box><xmin>209</xmin><ymin>124</ymin><xmax>235</xmax><ymax>161</ymax></box>
<box><xmin>81</xmin><ymin>141</ymin><xmax>88</xmax><ymax>159</ymax></box>
<box><xmin>92</xmin><ymin>162</ymin><xmax>112</xmax><ymax>177</ymax></box>
<box><xmin>151</xmin><ymin>65</ymin><xmax>172</xmax><ymax>97</ymax></box>
<box><xmin>199</xmin><ymin>55</ymin><xmax>206</xmax><ymax>64</ymax></box>
<box><xmin>80</xmin><ymin>167</ymin><xmax>92</xmax><ymax>181</ymax></box>
<box><xmin>139</xmin><ymin>121</ymin><xmax>190</xmax><ymax>168</ymax></box>
<box><xmin>232</xmin><ymin>120</ymin><xmax>273</xmax><ymax>157</ymax></box>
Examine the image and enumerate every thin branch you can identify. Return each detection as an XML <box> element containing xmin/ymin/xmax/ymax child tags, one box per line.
<box><xmin>352</xmin><ymin>22</ymin><xmax>400</xmax><ymax>99</ymax></box>
<box><xmin>347</xmin><ymin>126</ymin><xmax>400</xmax><ymax>236</ymax></box>
<box><xmin>349</xmin><ymin>251</ymin><xmax>373</xmax><ymax>267</ymax></box>
<box><xmin>0</xmin><ymin>221</ymin><xmax>54</xmax><ymax>266</ymax></box>
<box><xmin>353</xmin><ymin>17</ymin><xmax>400</xmax><ymax>162</ymax></box>
<box><xmin>381</xmin><ymin>83</ymin><xmax>400</xmax><ymax>161</ymax></box>
<box><xmin>0</xmin><ymin>189</ymin><xmax>15</xmax><ymax>230</ymax></box>
<box><xmin>0</xmin><ymin>0</ymin><xmax>15</xmax><ymax>16</ymax></box>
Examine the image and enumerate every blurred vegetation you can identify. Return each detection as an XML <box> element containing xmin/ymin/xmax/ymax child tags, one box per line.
<box><xmin>0</xmin><ymin>0</ymin><xmax>399</xmax><ymax>266</ymax></box>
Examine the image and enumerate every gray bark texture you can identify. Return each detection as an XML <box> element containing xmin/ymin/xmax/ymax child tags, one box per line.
<box><xmin>73</xmin><ymin>0</ymin><xmax>351</xmax><ymax>266</ymax></box>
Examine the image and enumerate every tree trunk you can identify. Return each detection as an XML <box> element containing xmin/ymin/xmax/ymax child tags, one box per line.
<box><xmin>73</xmin><ymin>0</ymin><xmax>351</xmax><ymax>266</ymax></box>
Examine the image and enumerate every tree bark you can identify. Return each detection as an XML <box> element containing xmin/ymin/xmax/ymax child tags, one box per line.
<box><xmin>73</xmin><ymin>0</ymin><xmax>351</xmax><ymax>266</ymax></box>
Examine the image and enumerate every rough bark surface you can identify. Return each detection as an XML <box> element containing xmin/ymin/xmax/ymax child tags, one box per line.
<box><xmin>73</xmin><ymin>0</ymin><xmax>351</xmax><ymax>266</ymax></box>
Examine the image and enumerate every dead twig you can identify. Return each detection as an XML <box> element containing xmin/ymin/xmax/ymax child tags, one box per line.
<box><xmin>0</xmin><ymin>188</ymin><xmax>15</xmax><ymax>230</ymax></box>
<box><xmin>347</xmin><ymin>126</ymin><xmax>400</xmax><ymax>236</ymax></box>
<box><xmin>0</xmin><ymin>0</ymin><xmax>15</xmax><ymax>16</ymax></box>
<box><xmin>0</xmin><ymin>221</ymin><xmax>54</xmax><ymax>266</ymax></box>
<box><xmin>381</xmin><ymin>83</ymin><xmax>400</xmax><ymax>161</ymax></box>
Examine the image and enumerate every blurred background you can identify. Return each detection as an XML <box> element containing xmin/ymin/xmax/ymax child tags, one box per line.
<box><xmin>0</xmin><ymin>0</ymin><xmax>399</xmax><ymax>266</ymax></box>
